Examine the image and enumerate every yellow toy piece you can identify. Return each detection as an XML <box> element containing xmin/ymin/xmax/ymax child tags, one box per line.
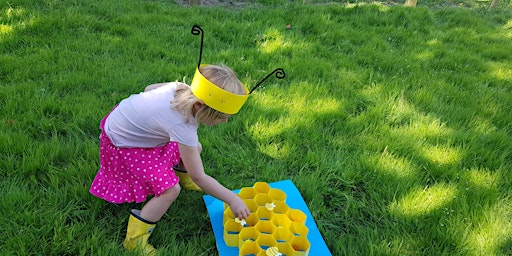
<box><xmin>266</xmin><ymin>246</ymin><xmax>283</xmax><ymax>256</ymax></box>
<box><xmin>265</xmin><ymin>202</ymin><xmax>276</xmax><ymax>211</ymax></box>
<box><xmin>234</xmin><ymin>217</ymin><xmax>247</xmax><ymax>226</ymax></box>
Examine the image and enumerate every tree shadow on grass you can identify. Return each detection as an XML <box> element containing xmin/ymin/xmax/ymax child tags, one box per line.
<box><xmin>2</xmin><ymin>2</ymin><xmax>511</xmax><ymax>255</ymax></box>
<box><xmin>224</xmin><ymin>4</ymin><xmax>512</xmax><ymax>255</ymax></box>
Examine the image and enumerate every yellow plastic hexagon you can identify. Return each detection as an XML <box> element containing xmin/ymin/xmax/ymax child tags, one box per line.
<box><xmin>224</xmin><ymin>219</ymin><xmax>242</xmax><ymax>247</ymax></box>
<box><xmin>243</xmin><ymin>199</ymin><xmax>259</xmax><ymax>213</ymax></box>
<box><xmin>254</xmin><ymin>193</ymin><xmax>273</xmax><ymax>207</ymax></box>
<box><xmin>256</xmin><ymin>234</ymin><xmax>277</xmax><ymax>251</ymax></box>
<box><xmin>223</xmin><ymin>207</ymin><xmax>235</xmax><ymax>224</ymax></box>
<box><xmin>290</xmin><ymin>236</ymin><xmax>310</xmax><ymax>256</ymax></box>
<box><xmin>276</xmin><ymin>243</ymin><xmax>295</xmax><ymax>256</ymax></box>
<box><xmin>253</xmin><ymin>182</ymin><xmax>271</xmax><ymax>193</ymax></box>
<box><xmin>239</xmin><ymin>240</ymin><xmax>261</xmax><ymax>256</ymax></box>
<box><xmin>238</xmin><ymin>226</ymin><xmax>260</xmax><ymax>245</ymax></box>
<box><xmin>269</xmin><ymin>188</ymin><xmax>287</xmax><ymax>202</ymax></box>
<box><xmin>273</xmin><ymin>226</ymin><xmax>294</xmax><ymax>243</ymax></box>
<box><xmin>271</xmin><ymin>214</ymin><xmax>292</xmax><ymax>229</ymax></box>
<box><xmin>256</xmin><ymin>206</ymin><xmax>275</xmax><ymax>221</ymax></box>
<box><xmin>244</xmin><ymin>213</ymin><xmax>259</xmax><ymax>227</ymax></box>
<box><xmin>273</xmin><ymin>201</ymin><xmax>290</xmax><ymax>215</ymax></box>
<box><xmin>288</xmin><ymin>209</ymin><xmax>307</xmax><ymax>223</ymax></box>
<box><xmin>239</xmin><ymin>187</ymin><xmax>256</xmax><ymax>200</ymax></box>
<box><xmin>290</xmin><ymin>222</ymin><xmax>309</xmax><ymax>237</ymax></box>
<box><xmin>255</xmin><ymin>220</ymin><xmax>276</xmax><ymax>235</ymax></box>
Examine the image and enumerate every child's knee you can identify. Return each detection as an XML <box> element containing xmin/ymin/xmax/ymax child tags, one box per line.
<box><xmin>162</xmin><ymin>184</ymin><xmax>181</xmax><ymax>200</ymax></box>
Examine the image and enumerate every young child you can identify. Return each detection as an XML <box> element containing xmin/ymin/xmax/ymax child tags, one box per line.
<box><xmin>89</xmin><ymin>64</ymin><xmax>251</xmax><ymax>255</ymax></box>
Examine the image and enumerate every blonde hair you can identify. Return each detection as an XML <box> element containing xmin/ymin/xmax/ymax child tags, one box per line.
<box><xmin>171</xmin><ymin>64</ymin><xmax>245</xmax><ymax>124</ymax></box>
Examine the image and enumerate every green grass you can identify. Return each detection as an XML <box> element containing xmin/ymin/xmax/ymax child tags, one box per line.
<box><xmin>1</xmin><ymin>0</ymin><xmax>511</xmax><ymax>255</ymax></box>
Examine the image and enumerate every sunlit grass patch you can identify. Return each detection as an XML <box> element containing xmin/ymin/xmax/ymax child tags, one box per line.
<box><xmin>420</xmin><ymin>144</ymin><xmax>463</xmax><ymax>167</ymax></box>
<box><xmin>0</xmin><ymin>6</ymin><xmax>36</xmax><ymax>38</ymax></box>
<box><xmin>0</xmin><ymin>24</ymin><xmax>12</xmax><ymax>35</ymax></box>
<box><xmin>488</xmin><ymin>61</ymin><xmax>512</xmax><ymax>81</ymax></box>
<box><xmin>464</xmin><ymin>203</ymin><xmax>512</xmax><ymax>255</ymax></box>
<box><xmin>257</xmin><ymin>27</ymin><xmax>286</xmax><ymax>53</ymax></box>
<box><xmin>373</xmin><ymin>152</ymin><xmax>418</xmax><ymax>180</ymax></box>
<box><xmin>462</xmin><ymin>167</ymin><xmax>500</xmax><ymax>197</ymax></box>
<box><xmin>390</xmin><ymin>183</ymin><xmax>457</xmax><ymax>218</ymax></box>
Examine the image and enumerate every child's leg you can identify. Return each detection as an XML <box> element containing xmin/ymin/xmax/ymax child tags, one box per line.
<box><xmin>140</xmin><ymin>184</ymin><xmax>181</xmax><ymax>222</ymax></box>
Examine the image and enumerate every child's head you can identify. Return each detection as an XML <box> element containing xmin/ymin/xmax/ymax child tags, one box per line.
<box><xmin>172</xmin><ymin>64</ymin><xmax>245</xmax><ymax>125</ymax></box>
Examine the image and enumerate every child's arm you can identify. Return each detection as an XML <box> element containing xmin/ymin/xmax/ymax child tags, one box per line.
<box><xmin>178</xmin><ymin>143</ymin><xmax>250</xmax><ymax>220</ymax></box>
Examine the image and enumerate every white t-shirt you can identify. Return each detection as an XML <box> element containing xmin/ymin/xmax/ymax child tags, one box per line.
<box><xmin>104</xmin><ymin>82</ymin><xmax>199</xmax><ymax>148</ymax></box>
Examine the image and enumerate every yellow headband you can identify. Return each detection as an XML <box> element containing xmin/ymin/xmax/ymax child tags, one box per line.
<box><xmin>189</xmin><ymin>25</ymin><xmax>285</xmax><ymax>114</ymax></box>
<box><xmin>190</xmin><ymin>65</ymin><xmax>249</xmax><ymax>115</ymax></box>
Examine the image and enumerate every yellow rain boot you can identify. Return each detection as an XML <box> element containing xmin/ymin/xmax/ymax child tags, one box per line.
<box><xmin>123</xmin><ymin>210</ymin><xmax>157</xmax><ymax>256</ymax></box>
<box><xmin>173</xmin><ymin>165</ymin><xmax>203</xmax><ymax>192</ymax></box>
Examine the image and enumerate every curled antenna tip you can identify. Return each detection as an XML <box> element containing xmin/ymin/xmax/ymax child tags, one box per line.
<box><xmin>274</xmin><ymin>68</ymin><xmax>286</xmax><ymax>79</ymax></box>
<box><xmin>191</xmin><ymin>25</ymin><xmax>204</xmax><ymax>69</ymax></box>
<box><xmin>191</xmin><ymin>24</ymin><xmax>203</xmax><ymax>35</ymax></box>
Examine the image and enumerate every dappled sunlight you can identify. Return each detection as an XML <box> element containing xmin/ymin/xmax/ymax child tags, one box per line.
<box><xmin>502</xmin><ymin>19</ymin><xmax>512</xmax><ymax>38</ymax></box>
<box><xmin>465</xmin><ymin>204</ymin><xmax>511</xmax><ymax>255</ymax></box>
<box><xmin>420</xmin><ymin>144</ymin><xmax>462</xmax><ymax>167</ymax></box>
<box><xmin>336</xmin><ymin>67</ymin><xmax>364</xmax><ymax>84</ymax></box>
<box><xmin>387</xmin><ymin>94</ymin><xmax>418</xmax><ymax>124</ymax></box>
<box><xmin>248</xmin><ymin>81</ymin><xmax>343</xmax><ymax>158</ymax></box>
<box><xmin>259</xmin><ymin>138</ymin><xmax>291</xmax><ymax>159</ymax></box>
<box><xmin>386</xmin><ymin>92</ymin><xmax>454</xmax><ymax>141</ymax></box>
<box><xmin>390</xmin><ymin>183</ymin><xmax>457</xmax><ymax>217</ymax></box>
<box><xmin>376</xmin><ymin>235</ymin><xmax>421</xmax><ymax>256</ymax></box>
<box><xmin>392</xmin><ymin>117</ymin><xmax>452</xmax><ymax>141</ymax></box>
<box><xmin>359</xmin><ymin>82</ymin><xmax>385</xmax><ymax>103</ymax></box>
<box><xmin>100</xmin><ymin>32</ymin><xmax>123</xmax><ymax>43</ymax></box>
<box><xmin>470</xmin><ymin>114</ymin><xmax>498</xmax><ymax>135</ymax></box>
<box><xmin>257</xmin><ymin>28</ymin><xmax>286</xmax><ymax>54</ymax></box>
<box><xmin>0</xmin><ymin>7</ymin><xmax>33</xmax><ymax>37</ymax></box>
<box><xmin>415</xmin><ymin>49</ymin><xmax>434</xmax><ymax>61</ymax></box>
<box><xmin>488</xmin><ymin>61</ymin><xmax>512</xmax><ymax>81</ymax></box>
<box><xmin>464</xmin><ymin>167</ymin><xmax>499</xmax><ymax>192</ymax></box>
<box><xmin>426</xmin><ymin>38</ymin><xmax>441</xmax><ymax>46</ymax></box>
<box><xmin>373</xmin><ymin>153</ymin><xmax>418</xmax><ymax>179</ymax></box>
<box><xmin>256</xmin><ymin>27</ymin><xmax>314</xmax><ymax>55</ymax></box>
<box><xmin>345</xmin><ymin>2</ymin><xmax>390</xmax><ymax>11</ymax></box>
<box><xmin>0</xmin><ymin>24</ymin><xmax>13</xmax><ymax>35</ymax></box>
<box><xmin>4</xmin><ymin>6</ymin><xmax>26</xmax><ymax>19</ymax></box>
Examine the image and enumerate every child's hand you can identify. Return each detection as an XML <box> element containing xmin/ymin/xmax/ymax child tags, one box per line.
<box><xmin>229</xmin><ymin>197</ymin><xmax>250</xmax><ymax>220</ymax></box>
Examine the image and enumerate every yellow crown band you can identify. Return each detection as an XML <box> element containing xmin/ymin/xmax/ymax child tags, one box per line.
<box><xmin>190</xmin><ymin>65</ymin><xmax>249</xmax><ymax>114</ymax></box>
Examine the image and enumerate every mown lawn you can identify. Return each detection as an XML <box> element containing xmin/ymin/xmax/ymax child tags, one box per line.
<box><xmin>1</xmin><ymin>0</ymin><xmax>511</xmax><ymax>255</ymax></box>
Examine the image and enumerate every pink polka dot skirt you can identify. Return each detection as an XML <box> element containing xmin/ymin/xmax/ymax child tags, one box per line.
<box><xmin>89</xmin><ymin>114</ymin><xmax>180</xmax><ymax>204</ymax></box>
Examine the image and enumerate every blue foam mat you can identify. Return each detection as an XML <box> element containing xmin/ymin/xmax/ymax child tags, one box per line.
<box><xmin>203</xmin><ymin>179</ymin><xmax>332</xmax><ymax>256</ymax></box>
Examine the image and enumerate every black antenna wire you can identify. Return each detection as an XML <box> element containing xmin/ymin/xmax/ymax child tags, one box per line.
<box><xmin>249</xmin><ymin>68</ymin><xmax>286</xmax><ymax>94</ymax></box>
<box><xmin>191</xmin><ymin>25</ymin><xmax>204</xmax><ymax>69</ymax></box>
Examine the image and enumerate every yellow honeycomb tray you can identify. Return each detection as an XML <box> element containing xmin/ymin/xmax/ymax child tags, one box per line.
<box><xmin>203</xmin><ymin>180</ymin><xmax>332</xmax><ymax>256</ymax></box>
<box><xmin>223</xmin><ymin>182</ymin><xmax>310</xmax><ymax>256</ymax></box>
